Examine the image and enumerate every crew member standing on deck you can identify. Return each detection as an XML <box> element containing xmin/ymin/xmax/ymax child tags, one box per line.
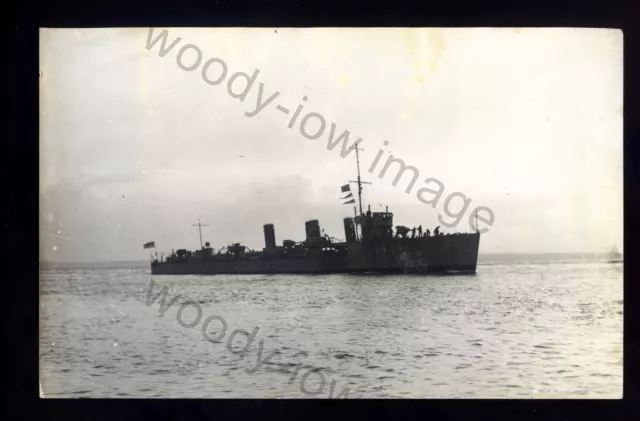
<box><xmin>418</xmin><ymin>225</ymin><xmax>423</xmax><ymax>237</ymax></box>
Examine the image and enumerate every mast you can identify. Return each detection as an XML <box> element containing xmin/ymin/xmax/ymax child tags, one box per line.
<box><xmin>355</xmin><ymin>146</ymin><xmax>363</xmax><ymax>216</ymax></box>
<box><xmin>350</xmin><ymin>145</ymin><xmax>370</xmax><ymax>215</ymax></box>
<box><xmin>193</xmin><ymin>219</ymin><xmax>208</xmax><ymax>249</ymax></box>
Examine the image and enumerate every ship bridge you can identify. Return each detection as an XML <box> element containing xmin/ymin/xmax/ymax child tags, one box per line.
<box><xmin>348</xmin><ymin>206</ymin><xmax>394</xmax><ymax>242</ymax></box>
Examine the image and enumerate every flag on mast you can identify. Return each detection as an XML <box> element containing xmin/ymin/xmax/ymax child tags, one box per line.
<box><xmin>341</xmin><ymin>184</ymin><xmax>351</xmax><ymax>193</ymax></box>
<box><xmin>341</xmin><ymin>192</ymin><xmax>353</xmax><ymax>199</ymax></box>
<box><xmin>343</xmin><ymin>199</ymin><xmax>356</xmax><ymax>205</ymax></box>
<box><xmin>143</xmin><ymin>241</ymin><xmax>155</xmax><ymax>249</ymax></box>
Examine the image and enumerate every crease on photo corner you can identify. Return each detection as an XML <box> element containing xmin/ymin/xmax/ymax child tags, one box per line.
<box><xmin>40</xmin><ymin>382</ymin><xmax>45</xmax><ymax>398</ymax></box>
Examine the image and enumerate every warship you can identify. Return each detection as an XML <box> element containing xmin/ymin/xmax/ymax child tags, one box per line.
<box><xmin>148</xmin><ymin>148</ymin><xmax>480</xmax><ymax>275</ymax></box>
<box><xmin>607</xmin><ymin>245</ymin><xmax>623</xmax><ymax>264</ymax></box>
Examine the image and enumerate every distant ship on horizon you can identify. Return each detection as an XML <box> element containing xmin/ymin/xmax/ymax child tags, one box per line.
<box><xmin>607</xmin><ymin>245</ymin><xmax>623</xmax><ymax>264</ymax></box>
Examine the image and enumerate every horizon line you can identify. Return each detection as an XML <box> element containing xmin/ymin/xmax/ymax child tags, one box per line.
<box><xmin>39</xmin><ymin>251</ymin><xmax>616</xmax><ymax>266</ymax></box>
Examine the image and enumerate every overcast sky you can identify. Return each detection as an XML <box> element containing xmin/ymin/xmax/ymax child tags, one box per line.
<box><xmin>39</xmin><ymin>28</ymin><xmax>623</xmax><ymax>262</ymax></box>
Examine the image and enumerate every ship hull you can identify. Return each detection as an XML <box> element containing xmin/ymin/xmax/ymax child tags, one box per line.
<box><xmin>150</xmin><ymin>262</ymin><xmax>478</xmax><ymax>275</ymax></box>
<box><xmin>151</xmin><ymin>233</ymin><xmax>480</xmax><ymax>276</ymax></box>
